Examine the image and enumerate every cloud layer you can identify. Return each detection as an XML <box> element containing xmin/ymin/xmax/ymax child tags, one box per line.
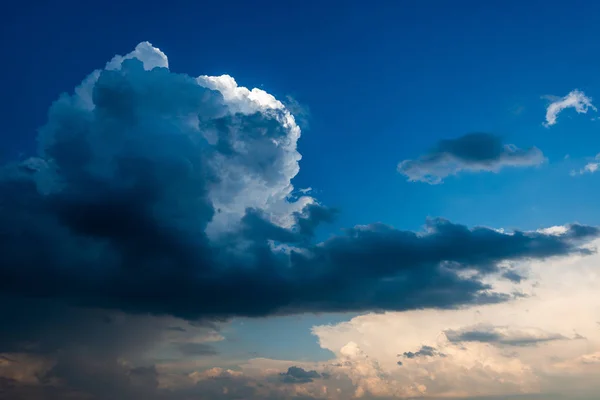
<box><xmin>397</xmin><ymin>133</ymin><xmax>545</xmax><ymax>184</ymax></box>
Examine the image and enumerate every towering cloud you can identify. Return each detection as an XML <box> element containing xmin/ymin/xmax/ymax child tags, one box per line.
<box><xmin>0</xmin><ymin>42</ymin><xmax>597</xmax><ymax>322</ymax></box>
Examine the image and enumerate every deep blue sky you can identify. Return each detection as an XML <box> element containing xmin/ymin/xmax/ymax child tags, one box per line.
<box><xmin>3</xmin><ymin>0</ymin><xmax>600</xmax><ymax>362</ymax></box>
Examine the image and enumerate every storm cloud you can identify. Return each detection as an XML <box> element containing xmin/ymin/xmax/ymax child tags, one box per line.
<box><xmin>397</xmin><ymin>133</ymin><xmax>545</xmax><ymax>184</ymax></box>
<box><xmin>0</xmin><ymin>42</ymin><xmax>597</xmax><ymax>324</ymax></box>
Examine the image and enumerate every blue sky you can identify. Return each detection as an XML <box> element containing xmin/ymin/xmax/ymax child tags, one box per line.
<box><xmin>4</xmin><ymin>0</ymin><xmax>600</xmax><ymax>234</ymax></box>
<box><xmin>2</xmin><ymin>1</ymin><xmax>600</xmax><ymax>399</ymax></box>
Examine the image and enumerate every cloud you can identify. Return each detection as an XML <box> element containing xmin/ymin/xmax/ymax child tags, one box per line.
<box><xmin>0</xmin><ymin>42</ymin><xmax>597</xmax><ymax>325</ymax></box>
<box><xmin>176</xmin><ymin>342</ymin><xmax>218</xmax><ymax>356</ymax></box>
<box><xmin>502</xmin><ymin>269</ymin><xmax>527</xmax><ymax>283</ymax></box>
<box><xmin>311</xmin><ymin>239</ymin><xmax>600</xmax><ymax>398</ymax></box>
<box><xmin>283</xmin><ymin>95</ymin><xmax>311</xmax><ymax>129</ymax></box>
<box><xmin>279</xmin><ymin>366</ymin><xmax>324</xmax><ymax>384</ymax></box>
<box><xmin>0</xmin><ymin>296</ymin><xmax>227</xmax><ymax>400</ymax></box>
<box><xmin>570</xmin><ymin>153</ymin><xmax>600</xmax><ymax>176</ymax></box>
<box><xmin>402</xmin><ymin>345</ymin><xmax>444</xmax><ymax>358</ymax></box>
<box><xmin>106</xmin><ymin>41</ymin><xmax>169</xmax><ymax>71</ymax></box>
<box><xmin>543</xmin><ymin>89</ymin><xmax>597</xmax><ymax>127</ymax></box>
<box><xmin>445</xmin><ymin>324</ymin><xmax>568</xmax><ymax>347</ymax></box>
<box><xmin>397</xmin><ymin>133</ymin><xmax>545</xmax><ymax>184</ymax></box>
<box><xmin>0</xmin><ymin>47</ymin><xmax>597</xmax><ymax>319</ymax></box>
<box><xmin>294</xmin><ymin>203</ymin><xmax>338</xmax><ymax>237</ymax></box>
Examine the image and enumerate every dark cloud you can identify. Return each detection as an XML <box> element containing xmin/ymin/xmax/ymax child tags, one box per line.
<box><xmin>294</xmin><ymin>203</ymin><xmax>338</xmax><ymax>237</ymax></box>
<box><xmin>0</xmin><ymin>340</ymin><xmax>164</xmax><ymax>400</ymax></box>
<box><xmin>445</xmin><ymin>324</ymin><xmax>568</xmax><ymax>347</ymax></box>
<box><xmin>279</xmin><ymin>366</ymin><xmax>324</xmax><ymax>384</ymax></box>
<box><xmin>402</xmin><ymin>345</ymin><xmax>444</xmax><ymax>359</ymax></box>
<box><xmin>0</xmin><ymin>297</ymin><xmax>170</xmax><ymax>355</ymax></box>
<box><xmin>3</xmin><ymin>180</ymin><xmax>595</xmax><ymax>321</ymax></box>
<box><xmin>0</xmin><ymin>51</ymin><xmax>597</xmax><ymax>327</ymax></box>
<box><xmin>0</xmin><ymin>98</ymin><xmax>598</xmax><ymax>319</ymax></box>
<box><xmin>502</xmin><ymin>269</ymin><xmax>526</xmax><ymax>283</ymax></box>
<box><xmin>0</xmin><ymin>297</ymin><xmax>225</xmax><ymax>400</ymax></box>
<box><xmin>166</xmin><ymin>326</ymin><xmax>187</xmax><ymax>332</ymax></box>
<box><xmin>0</xmin><ymin>358</ymin><xmax>262</xmax><ymax>400</ymax></box>
<box><xmin>398</xmin><ymin>133</ymin><xmax>545</xmax><ymax>184</ymax></box>
<box><xmin>176</xmin><ymin>342</ymin><xmax>218</xmax><ymax>356</ymax></box>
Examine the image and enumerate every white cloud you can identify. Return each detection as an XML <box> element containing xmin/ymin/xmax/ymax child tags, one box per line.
<box><xmin>195</xmin><ymin>73</ymin><xmax>313</xmax><ymax>236</ymax></box>
<box><xmin>543</xmin><ymin>89</ymin><xmax>597</xmax><ymax>127</ymax></box>
<box><xmin>105</xmin><ymin>41</ymin><xmax>169</xmax><ymax>71</ymax></box>
<box><xmin>309</xmin><ymin>236</ymin><xmax>600</xmax><ymax>398</ymax></box>
<box><xmin>571</xmin><ymin>153</ymin><xmax>600</xmax><ymax>176</ymax></box>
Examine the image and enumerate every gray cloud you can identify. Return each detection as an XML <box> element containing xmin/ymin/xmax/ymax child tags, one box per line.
<box><xmin>402</xmin><ymin>345</ymin><xmax>444</xmax><ymax>359</ymax></box>
<box><xmin>279</xmin><ymin>366</ymin><xmax>325</xmax><ymax>384</ymax></box>
<box><xmin>501</xmin><ymin>269</ymin><xmax>527</xmax><ymax>283</ymax></box>
<box><xmin>445</xmin><ymin>324</ymin><xmax>569</xmax><ymax>347</ymax></box>
<box><xmin>398</xmin><ymin>133</ymin><xmax>545</xmax><ymax>184</ymax></box>
<box><xmin>176</xmin><ymin>342</ymin><xmax>218</xmax><ymax>356</ymax></box>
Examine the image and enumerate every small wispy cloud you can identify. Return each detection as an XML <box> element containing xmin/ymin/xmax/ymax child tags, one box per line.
<box><xmin>570</xmin><ymin>153</ymin><xmax>600</xmax><ymax>176</ymax></box>
<box><xmin>543</xmin><ymin>89</ymin><xmax>597</xmax><ymax>127</ymax></box>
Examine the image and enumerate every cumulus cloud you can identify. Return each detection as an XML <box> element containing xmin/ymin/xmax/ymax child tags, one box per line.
<box><xmin>1</xmin><ymin>43</ymin><xmax>595</xmax><ymax>320</ymax></box>
<box><xmin>312</xmin><ymin>239</ymin><xmax>600</xmax><ymax>398</ymax></box>
<box><xmin>1</xmin><ymin>42</ymin><xmax>599</xmax><ymax>323</ymax></box>
<box><xmin>2</xmin><ymin>42</ymin><xmax>600</xmax><ymax>399</ymax></box>
<box><xmin>543</xmin><ymin>89</ymin><xmax>597</xmax><ymax>127</ymax></box>
<box><xmin>398</xmin><ymin>133</ymin><xmax>545</xmax><ymax>184</ymax></box>
<box><xmin>106</xmin><ymin>41</ymin><xmax>169</xmax><ymax>71</ymax></box>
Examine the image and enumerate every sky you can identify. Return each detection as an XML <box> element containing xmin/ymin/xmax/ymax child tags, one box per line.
<box><xmin>1</xmin><ymin>1</ymin><xmax>600</xmax><ymax>399</ymax></box>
